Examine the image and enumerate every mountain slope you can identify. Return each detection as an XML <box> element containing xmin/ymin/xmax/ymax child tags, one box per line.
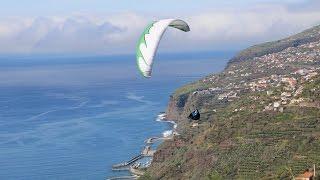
<box><xmin>229</xmin><ymin>25</ymin><xmax>320</xmax><ymax>65</ymax></box>
<box><xmin>140</xmin><ymin>24</ymin><xmax>320</xmax><ymax>180</ymax></box>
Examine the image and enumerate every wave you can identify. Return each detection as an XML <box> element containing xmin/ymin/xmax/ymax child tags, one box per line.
<box><xmin>155</xmin><ymin>113</ymin><xmax>166</xmax><ymax>121</ymax></box>
<box><xmin>162</xmin><ymin>130</ymin><xmax>173</xmax><ymax>138</ymax></box>
<box><xmin>155</xmin><ymin>112</ymin><xmax>178</xmax><ymax>138</ymax></box>
<box><xmin>25</xmin><ymin>99</ymin><xmax>89</xmax><ymax>121</ymax></box>
<box><xmin>87</xmin><ymin>100</ymin><xmax>119</xmax><ymax>108</ymax></box>
<box><xmin>25</xmin><ymin>109</ymin><xmax>58</xmax><ymax>121</ymax></box>
<box><xmin>156</xmin><ymin>113</ymin><xmax>177</xmax><ymax>129</ymax></box>
<box><xmin>126</xmin><ymin>92</ymin><xmax>152</xmax><ymax>104</ymax></box>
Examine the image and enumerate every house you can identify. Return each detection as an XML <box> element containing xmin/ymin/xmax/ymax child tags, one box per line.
<box><xmin>281</xmin><ymin>92</ymin><xmax>292</xmax><ymax>97</ymax></box>
<box><xmin>273</xmin><ymin>102</ymin><xmax>281</xmax><ymax>108</ymax></box>
<box><xmin>267</xmin><ymin>90</ymin><xmax>273</xmax><ymax>96</ymax></box>
<box><xmin>218</xmin><ymin>93</ymin><xmax>228</xmax><ymax>100</ymax></box>
<box><xmin>228</xmin><ymin>92</ymin><xmax>238</xmax><ymax>99</ymax></box>
<box><xmin>264</xmin><ymin>104</ymin><xmax>273</xmax><ymax>111</ymax></box>
<box><xmin>295</xmin><ymin>69</ymin><xmax>309</xmax><ymax>76</ymax></box>
<box><xmin>295</xmin><ymin>165</ymin><xmax>316</xmax><ymax>180</ymax></box>
<box><xmin>191</xmin><ymin>123</ymin><xmax>199</xmax><ymax>128</ymax></box>
<box><xmin>295</xmin><ymin>170</ymin><xmax>314</xmax><ymax>180</ymax></box>
<box><xmin>279</xmin><ymin>107</ymin><xmax>284</xmax><ymax>113</ymax></box>
<box><xmin>282</xmin><ymin>77</ymin><xmax>297</xmax><ymax>89</ymax></box>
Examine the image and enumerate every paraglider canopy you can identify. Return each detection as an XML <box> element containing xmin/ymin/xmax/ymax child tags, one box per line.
<box><xmin>136</xmin><ymin>19</ymin><xmax>190</xmax><ymax>78</ymax></box>
<box><xmin>188</xmin><ymin>109</ymin><xmax>200</xmax><ymax>120</ymax></box>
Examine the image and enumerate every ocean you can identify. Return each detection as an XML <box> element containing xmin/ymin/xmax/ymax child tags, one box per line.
<box><xmin>0</xmin><ymin>52</ymin><xmax>232</xmax><ymax>179</ymax></box>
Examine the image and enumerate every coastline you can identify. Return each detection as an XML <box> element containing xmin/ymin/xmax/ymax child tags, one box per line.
<box><xmin>155</xmin><ymin>112</ymin><xmax>178</xmax><ymax>137</ymax></box>
<box><xmin>139</xmin><ymin>24</ymin><xmax>320</xmax><ymax>179</ymax></box>
<box><xmin>109</xmin><ymin>112</ymin><xmax>178</xmax><ymax>179</ymax></box>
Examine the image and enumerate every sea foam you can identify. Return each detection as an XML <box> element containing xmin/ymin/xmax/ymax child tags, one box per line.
<box><xmin>162</xmin><ymin>130</ymin><xmax>173</xmax><ymax>138</ymax></box>
<box><xmin>156</xmin><ymin>113</ymin><xmax>178</xmax><ymax>138</ymax></box>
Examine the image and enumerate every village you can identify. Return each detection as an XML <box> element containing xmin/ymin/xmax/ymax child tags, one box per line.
<box><xmin>191</xmin><ymin>39</ymin><xmax>320</xmax><ymax>114</ymax></box>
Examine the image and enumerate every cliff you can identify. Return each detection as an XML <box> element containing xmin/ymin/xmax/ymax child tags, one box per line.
<box><xmin>141</xmin><ymin>25</ymin><xmax>320</xmax><ymax>179</ymax></box>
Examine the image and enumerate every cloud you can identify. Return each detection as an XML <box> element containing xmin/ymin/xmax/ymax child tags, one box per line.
<box><xmin>0</xmin><ymin>2</ymin><xmax>320</xmax><ymax>54</ymax></box>
<box><xmin>33</xmin><ymin>18</ymin><xmax>123</xmax><ymax>53</ymax></box>
<box><xmin>0</xmin><ymin>15</ymin><xmax>135</xmax><ymax>54</ymax></box>
<box><xmin>171</xmin><ymin>3</ymin><xmax>320</xmax><ymax>51</ymax></box>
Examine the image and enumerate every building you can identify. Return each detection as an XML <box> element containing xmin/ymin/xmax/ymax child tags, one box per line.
<box><xmin>295</xmin><ymin>170</ymin><xmax>314</xmax><ymax>180</ymax></box>
<box><xmin>295</xmin><ymin>165</ymin><xmax>316</xmax><ymax>180</ymax></box>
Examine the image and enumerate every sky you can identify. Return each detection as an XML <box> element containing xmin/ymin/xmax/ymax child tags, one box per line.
<box><xmin>0</xmin><ymin>0</ymin><xmax>320</xmax><ymax>55</ymax></box>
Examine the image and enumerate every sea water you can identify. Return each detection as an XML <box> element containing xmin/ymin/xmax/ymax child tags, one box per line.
<box><xmin>0</xmin><ymin>52</ymin><xmax>232</xmax><ymax>179</ymax></box>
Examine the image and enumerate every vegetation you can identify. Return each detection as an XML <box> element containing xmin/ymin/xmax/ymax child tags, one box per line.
<box><xmin>229</xmin><ymin>25</ymin><xmax>320</xmax><ymax>65</ymax></box>
<box><xmin>143</xmin><ymin>24</ymin><xmax>320</xmax><ymax>179</ymax></box>
<box><xmin>147</xmin><ymin>87</ymin><xmax>320</xmax><ymax>179</ymax></box>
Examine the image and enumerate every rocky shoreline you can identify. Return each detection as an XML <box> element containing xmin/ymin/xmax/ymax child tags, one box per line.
<box><xmin>108</xmin><ymin>113</ymin><xmax>178</xmax><ymax>179</ymax></box>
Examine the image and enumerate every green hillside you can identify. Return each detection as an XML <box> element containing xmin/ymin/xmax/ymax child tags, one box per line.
<box><xmin>141</xmin><ymin>25</ymin><xmax>320</xmax><ymax>180</ymax></box>
<box><xmin>229</xmin><ymin>25</ymin><xmax>320</xmax><ymax>65</ymax></box>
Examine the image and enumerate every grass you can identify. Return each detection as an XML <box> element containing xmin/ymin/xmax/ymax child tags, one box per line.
<box><xmin>147</xmin><ymin>91</ymin><xmax>320</xmax><ymax>179</ymax></box>
<box><xmin>145</xmin><ymin>35</ymin><xmax>320</xmax><ymax>179</ymax></box>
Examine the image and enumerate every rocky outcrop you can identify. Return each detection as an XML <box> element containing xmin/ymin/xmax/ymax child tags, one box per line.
<box><xmin>166</xmin><ymin>95</ymin><xmax>187</xmax><ymax>121</ymax></box>
<box><xmin>166</xmin><ymin>92</ymin><xmax>205</xmax><ymax>126</ymax></box>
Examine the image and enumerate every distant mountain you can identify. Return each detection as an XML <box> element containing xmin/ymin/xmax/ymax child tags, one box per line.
<box><xmin>228</xmin><ymin>25</ymin><xmax>320</xmax><ymax>66</ymax></box>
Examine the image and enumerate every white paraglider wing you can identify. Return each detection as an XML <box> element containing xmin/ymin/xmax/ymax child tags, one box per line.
<box><xmin>136</xmin><ymin>19</ymin><xmax>190</xmax><ymax>78</ymax></box>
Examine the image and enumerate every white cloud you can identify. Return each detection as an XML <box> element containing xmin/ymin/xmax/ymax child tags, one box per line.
<box><xmin>178</xmin><ymin>4</ymin><xmax>320</xmax><ymax>49</ymax></box>
<box><xmin>0</xmin><ymin>15</ymin><xmax>134</xmax><ymax>54</ymax></box>
<box><xmin>159</xmin><ymin>3</ymin><xmax>320</xmax><ymax>51</ymax></box>
<box><xmin>0</xmin><ymin>2</ymin><xmax>320</xmax><ymax>54</ymax></box>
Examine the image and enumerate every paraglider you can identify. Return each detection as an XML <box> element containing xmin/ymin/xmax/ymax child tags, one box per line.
<box><xmin>136</xmin><ymin>19</ymin><xmax>196</xmax><ymax>121</ymax></box>
<box><xmin>188</xmin><ymin>109</ymin><xmax>200</xmax><ymax>121</ymax></box>
<box><xmin>136</xmin><ymin>19</ymin><xmax>190</xmax><ymax>78</ymax></box>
